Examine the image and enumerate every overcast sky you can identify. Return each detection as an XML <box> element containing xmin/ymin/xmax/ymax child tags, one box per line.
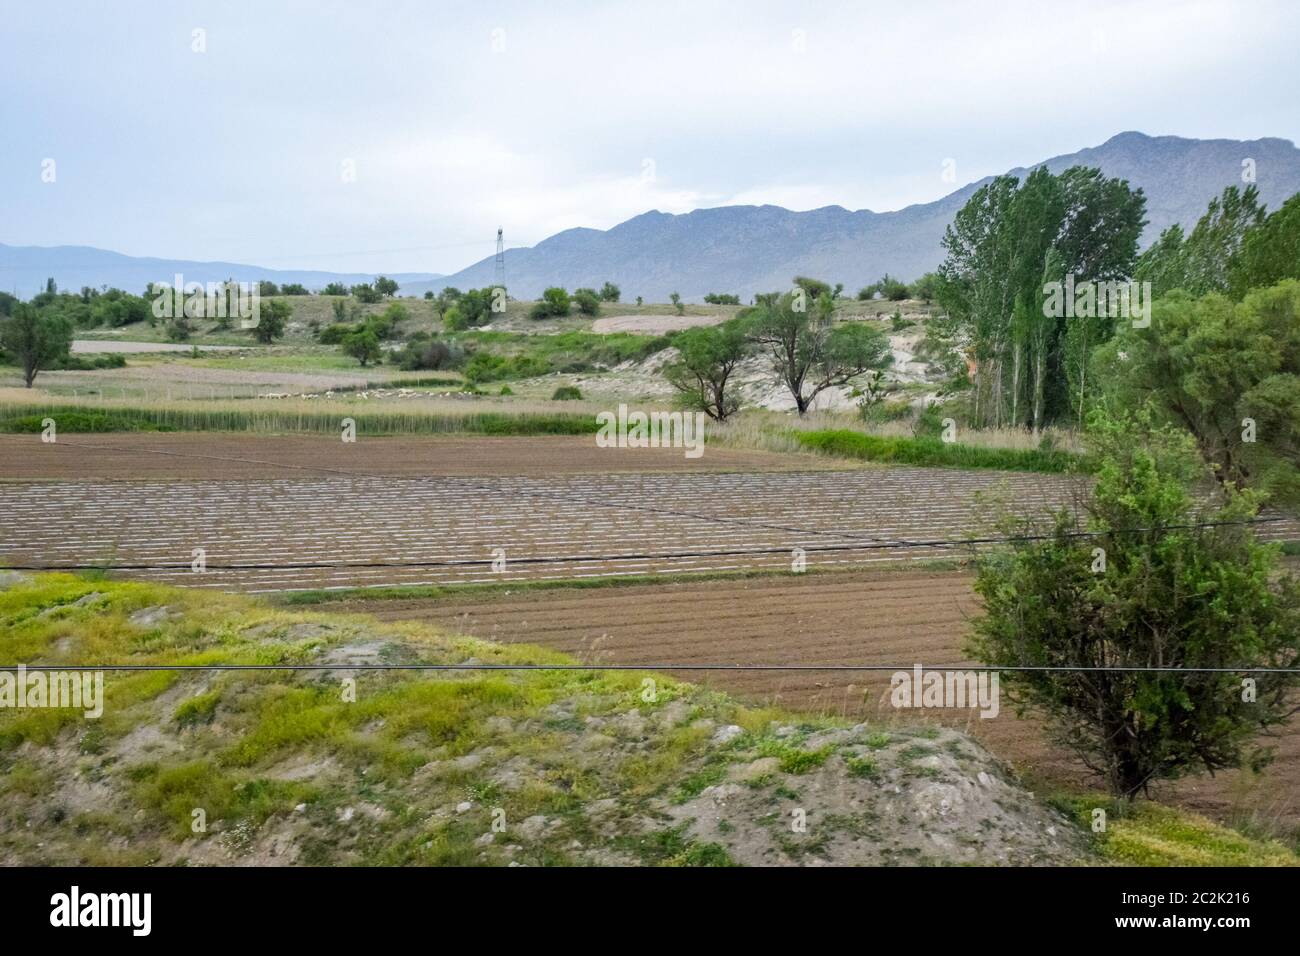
<box><xmin>4</xmin><ymin>0</ymin><xmax>1297</xmax><ymax>275</ymax></box>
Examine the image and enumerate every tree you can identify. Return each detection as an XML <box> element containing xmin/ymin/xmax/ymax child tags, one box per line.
<box><xmin>1132</xmin><ymin>223</ymin><xmax>1187</xmax><ymax>297</ymax></box>
<box><xmin>792</xmin><ymin>276</ymin><xmax>832</xmax><ymax>301</ymax></box>
<box><xmin>875</xmin><ymin>274</ymin><xmax>909</xmax><ymax>300</ymax></box>
<box><xmin>252</xmin><ymin>299</ymin><xmax>290</xmax><ymax>343</ymax></box>
<box><xmin>635</xmin><ymin>296</ymin><xmax>643</xmax><ymax>307</ymax></box>
<box><xmin>969</xmin><ymin>410</ymin><xmax>1300</xmax><ymax>799</ymax></box>
<box><xmin>342</xmin><ymin>327</ymin><xmax>381</xmax><ymax>366</ymax></box>
<box><xmin>745</xmin><ymin>293</ymin><xmax>892</xmax><ymax>414</ymax></box>
<box><xmin>670</xmin><ymin>292</ymin><xmax>683</xmax><ymax>315</ymax></box>
<box><xmin>1180</xmin><ymin>185</ymin><xmax>1266</xmax><ymax>296</ymax></box>
<box><xmin>530</xmin><ymin>287</ymin><xmax>571</xmax><ymax>319</ymax></box>
<box><xmin>351</xmin><ymin>283</ymin><xmax>381</xmax><ymax>304</ymax></box>
<box><xmin>703</xmin><ymin>293</ymin><xmax>741</xmax><ymax>305</ymax></box>
<box><xmin>0</xmin><ymin>304</ymin><xmax>73</xmax><ymax>387</ymax></box>
<box><xmin>664</xmin><ymin>320</ymin><xmax>749</xmax><ymax>421</ymax></box>
<box><xmin>374</xmin><ymin>276</ymin><xmax>399</xmax><ymax>298</ymax></box>
<box><xmin>1095</xmin><ymin>279</ymin><xmax>1300</xmax><ymax>500</ymax></box>
<box><xmin>938</xmin><ymin>164</ymin><xmax>1144</xmax><ymax>428</ymax></box>
<box><xmin>321</xmin><ymin>282</ymin><xmax>349</xmax><ymax>296</ymax></box>
<box><xmin>909</xmin><ymin>272</ymin><xmax>940</xmax><ymax>303</ymax></box>
<box><xmin>573</xmin><ymin>288</ymin><xmax>600</xmax><ymax>316</ymax></box>
<box><xmin>280</xmin><ymin>283</ymin><xmax>309</xmax><ymax>296</ymax></box>
<box><xmin>258</xmin><ymin>280</ymin><xmax>280</xmax><ymax>296</ymax></box>
<box><xmin>598</xmin><ymin>281</ymin><xmax>621</xmax><ymax>303</ymax></box>
<box><xmin>1231</xmin><ymin>193</ymin><xmax>1300</xmax><ymax>297</ymax></box>
<box><xmin>455</xmin><ymin>288</ymin><xmax>496</xmax><ymax>326</ymax></box>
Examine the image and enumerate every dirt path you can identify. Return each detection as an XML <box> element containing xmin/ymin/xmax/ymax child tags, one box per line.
<box><xmin>330</xmin><ymin>569</ymin><xmax>1300</xmax><ymax>828</ymax></box>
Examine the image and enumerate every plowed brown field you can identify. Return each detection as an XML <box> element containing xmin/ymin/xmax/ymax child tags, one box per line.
<box><xmin>335</xmin><ymin>569</ymin><xmax>1300</xmax><ymax>827</ymax></box>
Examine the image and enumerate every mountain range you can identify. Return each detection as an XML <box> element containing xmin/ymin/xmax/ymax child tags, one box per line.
<box><xmin>6</xmin><ymin>132</ymin><xmax>1298</xmax><ymax>303</ymax></box>
<box><xmin>0</xmin><ymin>245</ymin><xmax>440</xmax><ymax>302</ymax></box>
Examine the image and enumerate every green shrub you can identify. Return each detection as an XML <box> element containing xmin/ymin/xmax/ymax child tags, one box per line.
<box><xmin>551</xmin><ymin>385</ymin><xmax>583</xmax><ymax>401</ymax></box>
<box><xmin>794</xmin><ymin>429</ymin><xmax>1086</xmax><ymax>474</ymax></box>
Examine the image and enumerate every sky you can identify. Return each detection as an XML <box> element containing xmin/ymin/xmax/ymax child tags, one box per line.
<box><xmin>3</xmin><ymin>0</ymin><xmax>1298</xmax><ymax>275</ymax></box>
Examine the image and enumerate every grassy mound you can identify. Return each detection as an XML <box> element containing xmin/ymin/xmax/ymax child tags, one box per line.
<box><xmin>1</xmin><ymin>572</ymin><xmax>1093</xmax><ymax>867</ymax></box>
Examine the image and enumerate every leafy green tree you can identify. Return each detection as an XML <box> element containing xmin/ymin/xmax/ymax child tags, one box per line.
<box><xmin>792</xmin><ymin>276</ymin><xmax>832</xmax><ymax>301</ymax></box>
<box><xmin>909</xmin><ymin>272</ymin><xmax>940</xmax><ymax>303</ymax></box>
<box><xmin>670</xmin><ymin>292</ymin><xmax>683</xmax><ymax>315</ymax></box>
<box><xmin>1095</xmin><ymin>279</ymin><xmax>1300</xmax><ymax>500</ymax></box>
<box><xmin>875</xmin><ymin>274</ymin><xmax>909</xmax><ymax>300</ymax></box>
<box><xmin>321</xmin><ymin>282</ymin><xmax>349</xmax><ymax>296</ymax></box>
<box><xmin>939</xmin><ymin>165</ymin><xmax>1144</xmax><ymax>428</ymax></box>
<box><xmin>969</xmin><ymin>410</ymin><xmax>1300</xmax><ymax>799</ymax></box>
<box><xmin>442</xmin><ymin>306</ymin><xmax>468</xmax><ymax>331</ymax></box>
<box><xmin>350</xmin><ymin>283</ymin><xmax>381</xmax><ymax>304</ymax></box>
<box><xmin>1179</xmin><ymin>185</ymin><xmax>1266</xmax><ymax>296</ymax></box>
<box><xmin>0</xmin><ymin>304</ymin><xmax>73</xmax><ymax>387</ymax></box>
<box><xmin>1132</xmin><ymin>223</ymin><xmax>1188</xmax><ymax>296</ymax></box>
<box><xmin>374</xmin><ymin>276</ymin><xmax>399</xmax><ymax>298</ymax></box>
<box><xmin>702</xmin><ymin>293</ymin><xmax>741</xmax><ymax>305</ymax></box>
<box><xmin>252</xmin><ymin>299</ymin><xmax>290</xmax><ymax>343</ymax></box>
<box><xmin>530</xmin><ymin>287</ymin><xmax>571</xmax><ymax>319</ymax></box>
<box><xmin>664</xmin><ymin>320</ymin><xmax>749</xmax><ymax>421</ymax></box>
<box><xmin>598</xmin><ymin>281</ymin><xmax>621</xmax><ymax>303</ymax></box>
<box><xmin>573</xmin><ymin>288</ymin><xmax>600</xmax><ymax>316</ymax></box>
<box><xmin>745</xmin><ymin>293</ymin><xmax>893</xmax><ymax>414</ymax></box>
<box><xmin>280</xmin><ymin>283</ymin><xmax>309</xmax><ymax>296</ymax></box>
<box><xmin>342</xmin><ymin>327</ymin><xmax>381</xmax><ymax>366</ymax></box>
<box><xmin>1231</xmin><ymin>193</ymin><xmax>1300</xmax><ymax>297</ymax></box>
<box><xmin>258</xmin><ymin>280</ymin><xmax>280</xmax><ymax>296</ymax></box>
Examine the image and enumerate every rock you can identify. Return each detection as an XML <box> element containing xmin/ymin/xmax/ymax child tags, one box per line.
<box><xmin>712</xmin><ymin>724</ymin><xmax>745</xmax><ymax>745</ymax></box>
<box><xmin>455</xmin><ymin>801</ymin><xmax>472</xmax><ymax>814</ymax></box>
<box><xmin>129</xmin><ymin>605</ymin><xmax>177</xmax><ymax>627</ymax></box>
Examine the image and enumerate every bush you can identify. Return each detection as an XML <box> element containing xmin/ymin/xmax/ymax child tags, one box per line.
<box><xmin>397</xmin><ymin>338</ymin><xmax>464</xmax><ymax>371</ymax></box>
<box><xmin>317</xmin><ymin>323</ymin><xmax>353</xmax><ymax>344</ymax></box>
<box><xmin>573</xmin><ymin>289</ymin><xmax>600</xmax><ymax>316</ymax></box>
<box><xmin>794</xmin><ymin>429</ymin><xmax>1084</xmax><ymax>473</ymax></box>
<box><xmin>462</xmin><ymin>351</ymin><xmax>549</xmax><ymax>384</ymax></box>
<box><xmin>551</xmin><ymin>385</ymin><xmax>583</xmax><ymax>400</ymax></box>
<box><xmin>969</xmin><ymin>410</ymin><xmax>1300</xmax><ymax>799</ymax></box>
<box><xmin>530</xmin><ymin>287</ymin><xmax>571</xmax><ymax>319</ymax></box>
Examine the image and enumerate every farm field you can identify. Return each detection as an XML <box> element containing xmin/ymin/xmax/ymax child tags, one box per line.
<box><xmin>1</xmin><ymin>435</ymin><xmax>1127</xmax><ymax>593</ymax></box>
<box><xmin>330</xmin><ymin>569</ymin><xmax>1300</xmax><ymax>828</ymax></box>
<box><xmin>0</xmin><ymin>433</ymin><xmax>843</xmax><ymax>480</ymax></box>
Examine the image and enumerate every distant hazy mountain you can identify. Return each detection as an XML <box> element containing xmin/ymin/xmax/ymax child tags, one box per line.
<box><xmin>8</xmin><ymin>133</ymin><xmax>1297</xmax><ymax>305</ymax></box>
<box><xmin>423</xmin><ymin>132</ymin><xmax>1300</xmax><ymax>302</ymax></box>
<box><xmin>0</xmin><ymin>244</ymin><xmax>440</xmax><ymax>300</ymax></box>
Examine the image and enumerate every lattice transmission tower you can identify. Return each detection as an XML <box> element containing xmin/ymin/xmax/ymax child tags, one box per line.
<box><xmin>494</xmin><ymin>227</ymin><xmax>505</xmax><ymax>290</ymax></box>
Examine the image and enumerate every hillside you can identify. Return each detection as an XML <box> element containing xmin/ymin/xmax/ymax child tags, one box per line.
<box><xmin>425</xmin><ymin>132</ymin><xmax>1300</xmax><ymax>301</ymax></box>
<box><xmin>3</xmin><ymin>571</ymin><xmax>1295</xmax><ymax>867</ymax></box>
